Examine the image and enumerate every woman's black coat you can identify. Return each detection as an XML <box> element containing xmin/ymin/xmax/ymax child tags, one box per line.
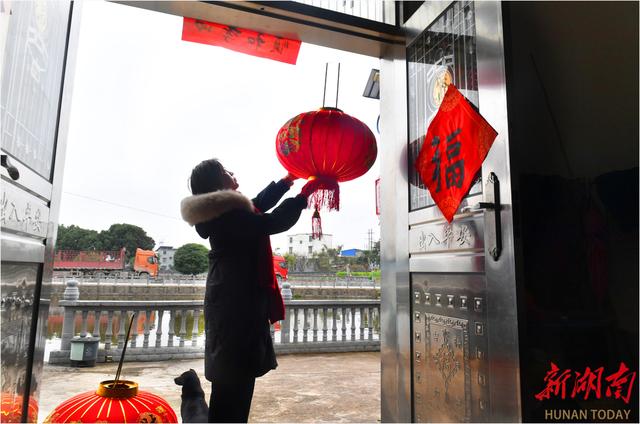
<box><xmin>181</xmin><ymin>180</ymin><xmax>306</xmax><ymax>382</ymax></box>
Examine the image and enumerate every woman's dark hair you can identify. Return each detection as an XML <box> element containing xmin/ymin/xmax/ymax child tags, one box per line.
<box><xmin>189</xmin><ymin>158</ymin><xmax>226</xmax><ymax>195</ymax></box>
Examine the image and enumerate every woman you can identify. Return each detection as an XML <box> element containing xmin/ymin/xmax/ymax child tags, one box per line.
<box><xmin>180</xmin><ymin>159</ymin><xmax>320</xmax><ymax>422</ymax></box>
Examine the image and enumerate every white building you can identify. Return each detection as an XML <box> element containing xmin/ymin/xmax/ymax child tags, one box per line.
<box><xmin>156</xmin><ymin>245</ymin><xmax>177</xmax><ymax>271</ymax></box>
<box><xmin>287</xmin><ymin>233</ymin><xmax>333</xmax><ymax>256</ymax></box>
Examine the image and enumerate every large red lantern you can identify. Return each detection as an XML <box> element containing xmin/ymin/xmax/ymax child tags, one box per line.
<box><xmin>43</xmin><ymin>380</ymin><xmax>177</xmax><ymax>423</ymax></box>
<box><xmin>276</xmin><ymin>107</ymin><xmax>377</xmax><ymax>237</ymax></box>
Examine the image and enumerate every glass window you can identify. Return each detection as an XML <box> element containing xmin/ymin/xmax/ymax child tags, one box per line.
<box><xmin>407</xmin><ymin>0</ymin><xmax>481</xmax><ymax>211</ymax></box>
<box><xmin>1</xmin><ymin>1</ymin><xmax>72</xmax><ymax>180</ymax></box>
<box><xmin>308</xmin><ymin>246</ymin><xmax>313</xmax><ymax>254</ymax></box>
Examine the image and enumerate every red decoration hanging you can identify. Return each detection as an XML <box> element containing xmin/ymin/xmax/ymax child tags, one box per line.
<box><xmin>414</xmin><ymin>84</ymin><xmax>498</xmax><ymax>222</ymax></box>
<box><xmin>44</xmin><ymin>380</ymin><xmax>177</xmax><ymax>423</ymax></box>
<box><xmin>311</xmin><ymin>207</ymin><xmax>323</xmax><ymax>239</ymax></box>
<box><xmin>182</xmin><ymin>18</ymin><xmax>301</xmax><ymax>65</ymax></box>
<box><xmin>276</xmin><ymin>107</ymin><xmax>377</xmax><ymax>237</ymax></box>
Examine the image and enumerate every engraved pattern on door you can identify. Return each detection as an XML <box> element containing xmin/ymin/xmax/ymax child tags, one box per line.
<box><xmin>413</xmin><ymin>276</ymin><xmax>489</xmax><ymax>422</ymax></box>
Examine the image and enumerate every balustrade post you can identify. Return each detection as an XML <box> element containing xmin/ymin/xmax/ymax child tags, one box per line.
<box><xmin>370</xmin><ymin>307</ymin><xmax>376</xmax><ymax>339</ymax></box>
<box><xmin>131</xmin><ymin>311</ymin><xmax>140</xmax><ymax>348</ymax></box>
<box><xmin>322</xmin><ymin>307</ymin><xmax>328</xmax><ymax>342</ymax></box>
<box><xmin>168</xmin><ymin>309</ymin><xmax>175</xmax><ymax>347</ymax></box>
<box><xmin>359</xmin><ymin>307</ymin><xmax>365</xmax><ymax>340</ymax></box>
<box><xmin>312</xmin><ymin>308</ymin><xmax>318</xmax><ymax>342</ymax></box>
<box><xmin>192</xmin><ymin>309</ymin><xmax>200</xmax><ymax>347</ymax></box>
<box><xmin>179</xmin><ymin>309</ymin><xmax>187</xmax><ymax>347</ymax></box>
<box><xmin>331</xmin><ymin>307</ymin><xmax>337</xmax><ymax>341</ymax></box>
<box><xmin>341</xmin><ymin>307</ymin><xmax>347</xmax><ymax>341</ymax></box>
<box><xmin>281</xmin><ymin>307</ymin><xmax>291</xmax><ymax>344</ymax></box>
<box><xmin>143</xmin><ymin>310</ymin><xmax>151</xmax><ymax>348</ymax></box>
<box><xmin>155</xmin><ymin>310</ymin><xmax>164</xmax><ymax>348</ymax></box>
<box><xmin>60</xmin><ymin>309</ymin><xmax>77</xmax><ymax>351</ymax></box>
<box><xmin>80</xmin><ymin>310</ymin><xmax>88</xmax><ymax>337</ymax></box>
<box><xmin>92</xmin><ymin>310</ymin><xmax>101</xmax><ymax>338</ymax></box>
<box><xmin>350</xmin><ymin>307</ymin><xmax>356</xmax><ymax>341</ymax></box>
<box><xmin>292</xmin><ymin>308</ymin><xmax>299</xmax><ymax>343</ymax></box>
<box><xmin>105</xmin><ymin>311</ymin><xmax>114</xmax><ymax>350</ymax></box>
<box><xmin>117</xmin><ymin>310</ymin><xmax>127</xmax><ymax>348</ymax></box>
<box><xmin>302</xmin><ymin>307</ymin><xmax>309</xmax><ymax>343</ymax></box>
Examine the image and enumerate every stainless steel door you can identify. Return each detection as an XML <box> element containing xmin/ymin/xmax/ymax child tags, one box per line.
<box><xmin>1</xmin><ymin>1</ymin><xmax>77</xmax><ymax>422</ymax></box>
<box><xmin>399</xmin><ymin>1</ymin><xmax>519</xmax><ymax>422</ymax></box>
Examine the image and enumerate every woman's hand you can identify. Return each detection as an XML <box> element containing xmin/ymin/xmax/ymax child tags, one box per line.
<box><xmin>299</xmin><ymin>179</ymin><xmax>322</xmax><ymax>198</ymax></box>
<box><xmin>283</xmin><ymin>172</ymin><xmax>299</xmax><ymax>186</ymax></box>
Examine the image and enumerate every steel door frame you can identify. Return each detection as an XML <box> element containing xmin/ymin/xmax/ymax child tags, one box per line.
<box><xmin>0</xmin><ymin>2</ymin><xmax>82</xmax><ymax>422</ymax></box>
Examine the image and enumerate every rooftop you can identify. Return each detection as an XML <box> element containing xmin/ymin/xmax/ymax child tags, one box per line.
<box><xmin>39</xmin><ymin>351</ymin><xmax>380</xmax><ymax>423</ymax></box>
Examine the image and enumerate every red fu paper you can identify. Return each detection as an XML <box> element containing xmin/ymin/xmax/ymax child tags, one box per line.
<box><xmin>415</xmin><ymin>84</ymin><xmax>498</xmax><ymax>222</ymax></box>
<box><xmin>182</xmin><ymin>17</ymin><xmax>301</xmax><ymax>65</ymax></box>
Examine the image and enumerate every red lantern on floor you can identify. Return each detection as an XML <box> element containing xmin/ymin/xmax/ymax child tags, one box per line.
<box><xmin>1</xmin><ymin>393</ymin><xmax>38</xmax><ymax>423</ymax></box>
<box><xmin>43</xmin><ymin>380</ymin><xmax>177</xmax><ymax>423</ymax></box>
<box><xmin>276</xmin><ymin>107</ymin><xmax>377</xmax><ymax>238</ymax></box>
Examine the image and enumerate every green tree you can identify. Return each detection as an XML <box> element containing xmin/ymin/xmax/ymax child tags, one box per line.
<box><xmin>365</xmin><ymin>240</ymin><xmax>381</xmax><ymax>269</ymax></box>
<box><xmin>98</xmin><ymin>223</ymin><xmax>155</xmax><ymax>258</ymax></box>
<box><xmin>56</xmin><ymin>224</ymin><xmax>102</xmax><ymax>251</ymax></box>
<box><xmin>312</xmin><ymin>245</ymin><xmax>342</xmax><ymax>272</ymax></box>
<box><xmin>284</xmin><ymin>253</ymin><xmax>297</xmax><ymax>271</ymax></box>
<box><xmin>174</xmin><ymin>243</ymin><xmax>209</xmax><ymax>275</ymax></box>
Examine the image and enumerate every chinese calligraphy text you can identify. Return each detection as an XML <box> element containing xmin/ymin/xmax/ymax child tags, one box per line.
<box><xmin>182</xmin><ymin>18</ymin><xmax>301</xmax><ymax>65</ymax></box>
<box><xmin>535</xmin><ymin>362</ymin><xmax>637</xmax><ymax>404</ymax></box>
<box><xmin>414</xmin><ymin>84</ymin><xmax>497</xmax><ymax>222</ymax></box>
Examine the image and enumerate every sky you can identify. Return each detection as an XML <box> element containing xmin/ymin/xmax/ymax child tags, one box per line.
<box><xmin>58</xmin><ymin>0</ymin><xmax>381</xmax><ymax>254</ymax></box>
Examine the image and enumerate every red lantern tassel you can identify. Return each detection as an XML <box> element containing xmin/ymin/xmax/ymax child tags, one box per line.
<box><xmin>312</xmin><ymin>207</ymin><xmax>322</xmax><ymax>239</ymax></box>
<box><xmin>308</xmin><ymin>177</ymin><xmax>340</xmax><ymax>211</ymax></box>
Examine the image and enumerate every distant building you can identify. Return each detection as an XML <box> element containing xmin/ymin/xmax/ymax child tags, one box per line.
<box><xmin>287</xmin><ymin>233</ymin><xmax>333</xmax><ymax>256</ymax></box>
<box><xmin>156</xmin><ymin>245</ymin><xmax>176</xmax><ymax>271</ymax></box>
<box><xmin>340</xmin><ymin>248</ymin><xmax>365</xmax><ymax>258</ymax></box>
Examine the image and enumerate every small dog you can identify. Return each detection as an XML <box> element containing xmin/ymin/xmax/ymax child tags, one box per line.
<box><xmin>174</xmin><ymin>369</ymin><xmax>209</xmax><ymax>423</ymax></box>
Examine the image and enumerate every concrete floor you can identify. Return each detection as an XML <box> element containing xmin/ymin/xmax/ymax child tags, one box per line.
<box><xmin>38</xmin><ymin>352</ymin><xmax>381</xmax><ymax>423</ymax></box>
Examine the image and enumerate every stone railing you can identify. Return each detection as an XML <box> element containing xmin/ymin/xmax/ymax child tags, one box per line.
<box><xmin>51</xmin><ymin>276</ymin><xmax>379</xmax><ymax>288</ymax></box>
<box><xmin>52</xmin><ymin>274</ymin><xmax>206</xmax><ymax>285</ymax></box>
<box><xmin>48</xmin><ymin>282</ymin><xmax>380</xmax><ymax>365</ymax></box>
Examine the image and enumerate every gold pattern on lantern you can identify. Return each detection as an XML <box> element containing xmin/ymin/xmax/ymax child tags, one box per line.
<box><xmin>138</xmin><ymin>411</ymin><xmax>162</xmax><ymax>423</ymax></box>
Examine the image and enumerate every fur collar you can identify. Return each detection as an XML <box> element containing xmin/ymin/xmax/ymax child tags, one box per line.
<box><xmin>180</xmin><ymin>190</ymin><xmax>253</xmax><ymax>226</ymax></box>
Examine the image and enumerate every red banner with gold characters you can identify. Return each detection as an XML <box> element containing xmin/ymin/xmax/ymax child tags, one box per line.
<box><xmin>414</xmin><ymin>84</ymin><xmax>498</xmax><ymax>222</ymax></box>
<box><xmin>182</xmin><ymin>18</ymin><xmax>301</xmax><ymax>65</ymax></box>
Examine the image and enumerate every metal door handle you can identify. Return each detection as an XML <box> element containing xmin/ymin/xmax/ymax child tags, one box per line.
<box><xmin>461</xmin><ymin>202</ymin><xmax>497</xmax><ymax>213</ymax></box>
<box><xmin>462</xmin><ymin>172</ymin><xmax>502</xmax><ymax>261</ymax></box>
<box><xmin>1</xmin><ymin>155</ymin><xmax>19</xmax><ymax>180</ymax></box>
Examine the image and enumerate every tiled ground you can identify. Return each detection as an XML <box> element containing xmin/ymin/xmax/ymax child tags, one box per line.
<box><xmin>39</xmin><ymin>351</ymin><xmax>381</xmax><ymax>423</ymax></box>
